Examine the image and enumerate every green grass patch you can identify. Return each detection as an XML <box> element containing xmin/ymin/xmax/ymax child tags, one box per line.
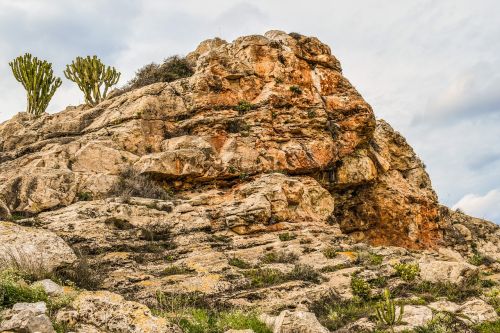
<box><xmin>392</xmin><ymin>280</ymin><xmax>481</xmax><ymax>303</ymax></box>
<box><xmin>228</xmin><ymin>257</ymin><xmax>252</xmax><ymax>269</ymax></box>
<box><xmin>393</xmin><ymin>262</ymin><xmax>420</xmax><ymax>282</ymax></box>
<box><xmin>278</xmin><ymin>232</ymin><xmax>296</xmax><ymax>242</ymax></box>
<box><xmin>322</xmin><ymin>247</ymin><xmax>338</xmax><ymax>259</ymax></box>
<box><xmin>474</xmin><ymin>319</ymin><xmax>500</xmax><ymax>333</ymax></box>
<box><xmin>260</xmin><ymin>251</ymin><xmax>298</xmax><ymax>264</ymax></box>
<box><xmin>310</xmin><ymin>292</ymin><xmax>378</xmax><ymax>331</ymax></box>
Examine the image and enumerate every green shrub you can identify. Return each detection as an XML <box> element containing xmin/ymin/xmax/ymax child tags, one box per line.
<box><xmin>288</xmin><ymin>264</ymin><xmax>322</xmax><ymax>283</ymax></box>
<box><xmin>9</xmin><ymin>53</ymin><xmax>62</xmax><ymax>117</ymax></box>
<box><xmin>393</xmin><ymin>263</ymin><xmax>420</xmax><ymax>282</ymax></box>
<box><xmin>289</xmin><ymin>85</ymin><xmax>302</xmax><ymax>94</ymax></box>
<box><xmin>278</xmin><ymin>232</ymin><xmax>296</xmax><ymax>242</ymax></box>
<box><xmin>126</xmin><ymin>55</ymin><xmax>193</xmax><ymax>90</ymax></box>
<box><xmin>310</xmin><ymin>292</ymin><xmax>376</xmax><ymax>331</ymax></box>
<box><xmin>322</xmin><ymin>247</ymin><xmax>338</xmax><ymax>259</ymax></box>
<box><xmin>392</xmin><ymin>280</ymin><xmax>481</xmax><ymax>303</ymax></box>
<box><xmin>350</xmin><ymin>276</ymin><xmax>371</xmax><ymax>300</ymax></box>
<box><xmin>364</xmin><ymin>253</ymin><xmax>384</xmax><ymax>266</ymax></box>
<box><xmin>77</xmin><ymin>192</ymin><xmax>93</xmax><ymax>202</ymax></box>
<box><xmin>234</xmin><ymin>100</ymin><xmax>255</xmax><ymax>113</ymax></box>
<box><xmin>228</xmin><ymin>257</ymin><xmax>252</xmax><ymax>269</ymax></box>
<box><xmin>243</xmin><ymin>268</ymin><xmax>286</xmax><ymax>288</ymax></box>
<box><xmin>260</xmin><ymin>251</ymin><xmax>298</xmax><ymax>264</ymax></box>
<box><xmin>474</xmin><ymin>319</ymin><xmax>500</xmax><ymax>333</ymax></box>
<box><xmin>0</xmin><ymin>270</ymin><xmax>48</xmax><ymax>308</ymax></box>
<box><xmin>64</xmin><ymin>55</ymin><xmax>120</xmax><ymax>106</ymax></box>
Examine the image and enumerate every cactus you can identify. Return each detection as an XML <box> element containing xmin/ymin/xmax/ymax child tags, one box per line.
<box><xmin>376</xmin><ymin>289</ymin><xmax>404</xmax><ymax>331</ymax></box>
<box><xmin>64</xmin><ymin>56</ymin><xmax>120</xmax><ymax>106</ymax></box>
<box><xmin>9</xmin><ymin>53</ymin><xmax>62</xmax><ymax>117</ymax></box>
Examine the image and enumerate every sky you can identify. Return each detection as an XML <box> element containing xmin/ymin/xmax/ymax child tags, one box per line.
<box><xmin>0</xmin><ymin>0</ymin><xmax>499</xmax><ymax>223</ymax></box>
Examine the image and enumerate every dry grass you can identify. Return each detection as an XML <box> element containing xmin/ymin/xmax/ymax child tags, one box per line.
<box><xmin>0</xmin><ymin>247</ymin><xmax>52</xmax><ymax>281</ymax></box>
<box><xmin>108</xmin><ymin>167</ymin><xmax>172</xmax><ymax>200</ymax></box>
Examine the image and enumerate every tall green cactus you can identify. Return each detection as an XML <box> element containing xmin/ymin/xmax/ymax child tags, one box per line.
<box><xmin>376</xmin><ymin>289</ymin><xmax>404</xmax><ymax>332</ymax></box>
<box><xmin>9</xmin><ymin>53</ymin><xmax>62</xmax><ymax>117</ymax></box>
<box><xmin>64</xmin><ymin>55</ymin><xmax>120</xmax><ymax>106</ymax></box>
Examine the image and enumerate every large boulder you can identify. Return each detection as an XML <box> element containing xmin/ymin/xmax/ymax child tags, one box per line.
<box><xmin>419</xmin><ymin>258</ymin><xmax>479</xmax><ymax>285</ymax></box>
<box><xmin>0</xmin><ymin>222</ymin><xmax>76</xmax><ymax>272</ymax></box>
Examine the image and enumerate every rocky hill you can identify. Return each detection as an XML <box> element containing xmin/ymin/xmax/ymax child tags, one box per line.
<box><xmin>0</xmin><ymin>31</ymin><xmax>499</xmax><ymax>333</ymax></box>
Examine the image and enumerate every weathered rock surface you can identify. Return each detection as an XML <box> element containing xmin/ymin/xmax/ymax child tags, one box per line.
<box><xmin>0</xmin><ymin>301</ymin><xmax>55</xmax><ymax>333</ymax></box>
<box><xmin>419</xmin><ymin>258</ymin><xmax>479</xmax><ymax>285</ymax></box>
<box><xmin>0</xmin><ymin>221</ymin><xmax>76</xmax><ymax>272</ymax></box>
<box><xmin>1</xmin><ymin>30</ymin><xmax>499</xmax><ymax>333</ymax></box>
<box><xmin>55</xmin><ymin>290</ymin><xmax>182</xmax><ymax>333</ymax></box>
<box><xmin>260</xmin><ymin>310</ymin><xmax>329</xmax><ymax>333</ymax></box>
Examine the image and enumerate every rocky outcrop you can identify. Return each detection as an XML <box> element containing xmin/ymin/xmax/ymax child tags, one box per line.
<box><xmin>1</xmin><ymin>30</ymin><xmax>499</xmax><ymax>332</ymax></box>
<box><xmin>0</xmin><ymin>30</ymin><xmax>442</xmax><ymax>249</ymax></box>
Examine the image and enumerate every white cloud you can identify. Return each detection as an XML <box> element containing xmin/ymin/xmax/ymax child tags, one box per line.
<box><xmin>453</xmin><ymin>189</ymin><xmax>500</xmax><ymax>222</ymax></box>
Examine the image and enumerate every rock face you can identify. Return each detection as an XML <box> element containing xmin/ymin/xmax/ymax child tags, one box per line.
<box><xmin>0</xmin><ymin>221</ymin><xmax>76</xmax><ymax>272</ymax></box>
<box><xmin>0</xmin><ymin>30</ymin><xmax>441</xmax><ymax>249</ymax></box>
<box><xmin>0</xmin><ymin>30</ymin><xmax>499</xmax><ymax>332</ymax></box>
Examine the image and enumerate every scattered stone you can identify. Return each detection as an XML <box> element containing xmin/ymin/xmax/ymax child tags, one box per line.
<box><xmin>32</xmin><ymin>279</ymin><xmax>64</xmax><ymax>296</ymax></box>
<box><xmin>11</xmin><ymin>301</ymin><xmax>47</xmax><ymax>315</ymax></box>
<box><xmin>458</xmin><ymin>298</ymin><xmax>498</xmax><ymax>324</ymax></box>
<box><xmin>419</xmin><ymin>259</ymin><xmax>479</xmax><ymax>285</ymax></box>
<box><xmin>261</xmin><ymin>310</ymin><xmax>329</xmax><ymax>333</ymax></box>
<box><xmin>55</xmin><ymin>290</ymin><xmax>181</xmax><ymax>333</ymax></box>
<box><xmin>394</xmin><ymin>305</ymin><xmax>433</xmax><ymax>332</ymax></box>
<box><xmin>0</xmin><ymin>302</ymin><xmax>55</xmax><ymax>333</ymax></box>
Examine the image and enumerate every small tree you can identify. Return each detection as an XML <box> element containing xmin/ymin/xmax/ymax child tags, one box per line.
<box><xmin>9</xmin><ymin>53</ymin><xmax>62</xmax><ymax>117</ymax></box>
<box><xmin>64</xmin><ymin>55</ymin><xmax>120</xmax><ymax>106</ymax></box>
<box><xmin>376</xmin><ymin>289</ymin><xmax>404</xmax><ymax>332</ymax></box>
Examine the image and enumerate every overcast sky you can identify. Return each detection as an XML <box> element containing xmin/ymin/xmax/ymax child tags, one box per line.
<box><xmin>0</xmin><ymin>0</ymin><xmax>499</xmax><ymax>223</ymax></box>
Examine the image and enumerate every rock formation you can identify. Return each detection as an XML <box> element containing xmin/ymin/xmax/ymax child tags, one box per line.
<box><xmin>0</xmin><ymin>31</ymin><xmax>498</xmax><ymax>332</ymax></box>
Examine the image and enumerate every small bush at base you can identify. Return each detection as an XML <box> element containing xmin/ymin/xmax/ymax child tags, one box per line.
<box><xmin>310</xmin><ymin>292</ymin><xmax>376</xmax><ymax>331</ymax></box>
<box><xmin>474</xmin><ymin>320</ymin><xmax>500</xmax><ymax>333</ymax></box>
<box><xmin>322</xmin><ymin>247</ymin><xmax>338</xmax><ymax>259</ymax></box>
<box><xmin>0</xmin><ymin>270</ymin><xmax>48</xmax><ymax>308</ymax></box>
<box><xmin>350</xmin><ymin>276</ymin><xmax>372</xmax><ymax>300</ymax></box>
<box><xmin>393</xmin><ymin>263</ymin><xmax>420</xmax><ymax>282</ymax></box>
<box><xmin>413</xmin><ymin>312</ymin><xmax>471</xmax><ymax>333</ymax></box>
<box><xmin>178</xmin><ymin>309</ymin><xmax>272</xmax><ymax>333</ymax></box>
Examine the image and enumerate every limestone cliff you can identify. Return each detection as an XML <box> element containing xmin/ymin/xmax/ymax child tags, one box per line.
<box><xmin>0</xmin><ymin>31</ymin><xmax>498</xmax><ymax>333</ymax></box>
